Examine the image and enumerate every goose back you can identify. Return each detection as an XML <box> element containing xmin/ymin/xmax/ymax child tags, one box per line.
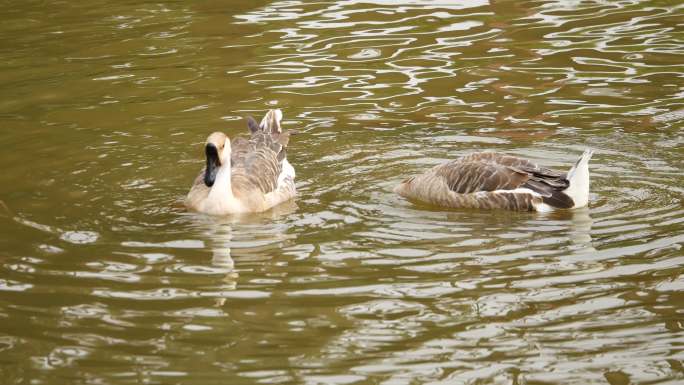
<box><xmin>230</xmin><ymin>133</ymin><xmax>283</xmax><ymax>199</ymax></box>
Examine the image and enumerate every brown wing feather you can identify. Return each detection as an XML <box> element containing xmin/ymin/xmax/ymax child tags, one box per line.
<box><xmin>481</xmin><ymin>153</ymin><xmax>573</xmax><ymax>208</ymax></box>
<box><xmin>434</xmin><ymin>161</ymin><xmax>530</xmax><ymax>194</ymax></box>
<box><xmin>432</xmin><ymin>152</ymin><xmax>574</xmax><ymax>209</ymax></box>
<box><xmin>230</xmin><ymin>132</ymin><xmax>283</xmax><ymax>196</ymax></box>
<box><xmin>459</xmin><ymin>152</ymin><xmax>564</xmax><ymax>177</ymax></box>
<box><xmin>228</xmin><ymin>115</ymin><xmax>292</xmax><ymax>197</ymax></box>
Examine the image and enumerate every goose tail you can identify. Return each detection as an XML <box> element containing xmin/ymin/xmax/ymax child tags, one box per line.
<box><xmin>259</xmin><ymin>109</ymin><xmax>283</xmax><ymax>134</ymax></box>
<box><xmin>563</xmin><ymin>149</ymin><xmax>594</xmax><ymax>208</ymax></box>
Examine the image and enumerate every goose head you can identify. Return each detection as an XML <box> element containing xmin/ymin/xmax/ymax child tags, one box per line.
<box><xmin>204</xmin><ymin>132</ymin><xmax>231</xmax><ymax>187</ymax></box>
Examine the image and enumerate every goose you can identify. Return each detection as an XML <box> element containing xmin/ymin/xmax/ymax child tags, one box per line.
<box><xmin>185</xmin><ymin>109</ymin><xmax>296</xmax><ymax>215</ymax></box>
<box><xmin>394</xmin><ymin>149</ymin><xmax>593</xmax><ymax>212</ymax></box>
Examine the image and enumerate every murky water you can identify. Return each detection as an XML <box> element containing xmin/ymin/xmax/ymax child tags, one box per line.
<box><xmin>1</xmin><ymin>1</ymin><xmax>683</xmax><ymax>384</ymax></box>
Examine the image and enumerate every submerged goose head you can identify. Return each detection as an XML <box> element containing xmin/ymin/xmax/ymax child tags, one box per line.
<box><xmin>204</xmin><ymin>132</ymin><xmax>231</xmax><ymax>187</ymax></box>
<box><xmin>393</xmin><ymin>176</ymin><xmax>415</xmax><ymax>196</ymax></box>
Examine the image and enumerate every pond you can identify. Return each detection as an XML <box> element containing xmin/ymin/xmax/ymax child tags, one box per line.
<box><xmin>0</xmin><ymin>0</ymin><xmax>683</xmax><ymax>384</ymax></box>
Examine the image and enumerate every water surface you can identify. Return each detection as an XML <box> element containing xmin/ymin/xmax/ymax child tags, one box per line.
<box><xmin>1</xmin><ymin>0</ymin><xmax>683</xmax><ymax>384</ymax></box>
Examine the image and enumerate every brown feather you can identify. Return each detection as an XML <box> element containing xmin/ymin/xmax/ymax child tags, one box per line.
<box><xmin>230</xmin><ymin>130</ymin><xmax>283</xmax><ymax>198</ymax></box>
<box><xmin>434</xmin><ymin>161</ymin><xmax>530</xmax><ymax>194</ymax></box>
<box><xmin>246</xmin><ymin>116</ymin><xmax>260</xmax><ymax>134</ymax></box>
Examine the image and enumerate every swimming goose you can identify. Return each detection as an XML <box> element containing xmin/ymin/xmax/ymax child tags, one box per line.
<box><xmin>394</xmin><ymin>149</ymin><xmax>593</xmax><ymax>212</ymax></box>
<box><xmin>185</xmin><ymin>109</ymin><xmax>296</xmax><ymax>215</ymax></box>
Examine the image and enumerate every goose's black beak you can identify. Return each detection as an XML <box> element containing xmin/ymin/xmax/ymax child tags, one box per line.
<box><xmin>204</xmin><ymin>143</ymin><xmax>220</xmax><ymax>187</ymax></box>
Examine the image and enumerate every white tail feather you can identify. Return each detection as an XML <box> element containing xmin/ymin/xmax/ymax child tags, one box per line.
<box><xmin>563</xmin><ymin>149</ymin><xmax>594</xmax><ymax>208</ymax></box>
<box><xmin>259</xmin><ymin>109</ymin><xmax>282</xmax><ymax>133</ymax></box>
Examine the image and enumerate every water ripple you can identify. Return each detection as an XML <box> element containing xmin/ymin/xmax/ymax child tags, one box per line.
<box><xmin>0</xmin><ymin>0</ymin><xmax>682</xmax><ymax>384</ymax></box>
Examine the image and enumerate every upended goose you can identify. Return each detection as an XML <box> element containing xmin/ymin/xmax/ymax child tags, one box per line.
<box><xmin>394</xmin><ymin>149</ymin><xmax>593</xmax><ymax>212</ymax></box>
<box><xmin>185</xmin><ymin>109</ymin><xmax>296</xmax><ymax>215</ymax></box>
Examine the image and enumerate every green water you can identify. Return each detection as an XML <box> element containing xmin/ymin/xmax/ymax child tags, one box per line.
<box><xmin>1</xmin><ymin>1</ymin><xmax>683</xmax><ymax>384</ymax></box>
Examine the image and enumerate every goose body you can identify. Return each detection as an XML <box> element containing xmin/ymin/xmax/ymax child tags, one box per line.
<box><xmin>185</xmin><ymin>109</ymin><xmax>296</xmax><ymax>215</ymax></box>
<box><xmin>394</xmin><ymin>149</ymin><xmax>593</xmax><ymax>212</ymax></box>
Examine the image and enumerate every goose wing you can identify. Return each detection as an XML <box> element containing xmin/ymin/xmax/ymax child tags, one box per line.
<box><xmin>436</xmin><ymin>153</ymin><xmax>573</xmax><ymax>208</ymax></box>
<box><xmin>230</xmin><ymin>111</ymin><xmax>291</xmax><ymax>197</ymax></box>
<box><xmin>458</xmin><ymin>152</ymin><xmax>564</xmax><ymax>178</ymax></box>
<box><xmin>434</xmin><ymin>160</ymin><xmax>529</xmax><ymax>194</ymax></box>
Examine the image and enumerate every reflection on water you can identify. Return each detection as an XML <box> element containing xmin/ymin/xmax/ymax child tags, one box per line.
<box><xmin>0</xmin><ymin>0</ymin><xmax>683</xmax><ymax>384</ymax></box>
